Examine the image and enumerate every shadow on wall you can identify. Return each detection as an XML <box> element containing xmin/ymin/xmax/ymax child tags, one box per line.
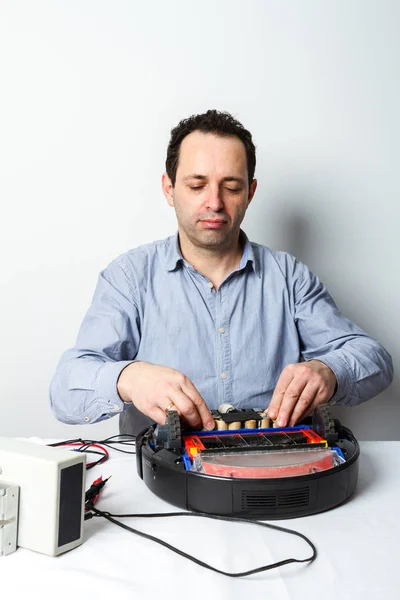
<box><xmin>275</xmin><ymin>212</ymin><xmax>314</xmax><ymax>263</ymax></box>
<box><xmin>249</xmin><ymin>196</ymin><xmax>398</xmax><ymax>440</ymax></box>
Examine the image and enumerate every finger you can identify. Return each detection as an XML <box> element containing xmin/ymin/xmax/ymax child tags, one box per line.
<box><xmin>302</xmin><ymin>396</ymin><xmax>329</xmax><ymax>423</ymax></box>
<box><xmin>163</xmin><ymin>399</ymin><xmax>180</xmax><ymax>413</ymax></box>
<box><xmin>181</xmin><ymin>380</ymin><xmax>214</xmax><ymax>430</ymax></box>
<box><xmin>288</xmin><ymin>382</ymin><xmax>320</xmax><ymax>426</ymax></box>
<box><xmin>277</xmin><ymin>375</ymin><xmax>315</xmax><ymax>427</ymax></box>
<box><xmin>268</xmin><ymin>368</ymin><xmax>295</xmax><ymax>421</ymax></box>
<box><xmin>152</xmin><ymin>407</ymin><xmax>171</xmax><ymax>426</ymax></box>
<box><xmin>168</xmin><ymin>388</ymin><xmax>204</xmax><ymax>429</ymax></box>
<box><xmin>299</xmin><ymin>403</ymin><xmax>318</xmax><ymax>423</ymax></box>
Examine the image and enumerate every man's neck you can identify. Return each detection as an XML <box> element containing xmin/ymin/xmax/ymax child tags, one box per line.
<box><xmin>178</xmin><ymin>230</ymin><xmax>243</xmax><ymax>290</ymax></box>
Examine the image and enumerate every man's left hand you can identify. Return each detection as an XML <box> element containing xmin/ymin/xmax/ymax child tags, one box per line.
<box><xmin>267</xmin><ymin>360</ymin><xmax>337</xmax><ymax>427</ymax></box>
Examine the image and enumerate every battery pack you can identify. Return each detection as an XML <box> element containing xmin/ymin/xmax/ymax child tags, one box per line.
<box><xmin>0</xmin><ymin>438</ymin><xmax>86</xmax><ymax>556</ymax></box>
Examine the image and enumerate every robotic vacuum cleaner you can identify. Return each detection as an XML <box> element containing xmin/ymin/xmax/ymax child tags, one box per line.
<box><xmin>136</xmin><ymin>405</ymin><xmax>359</xmax><ymax>519</ymax></box>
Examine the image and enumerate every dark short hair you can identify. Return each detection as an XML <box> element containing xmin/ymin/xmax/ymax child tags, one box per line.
<box><xmin>166</xmin><ymin>109</ymin><xmax>256</xmax><ymax>186</ymax></box>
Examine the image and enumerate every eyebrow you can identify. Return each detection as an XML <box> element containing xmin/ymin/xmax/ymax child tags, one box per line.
<box><xmin>183</xmin><ymin>174</ymin><xmax>245</xmax><ymax>185</ymax></box>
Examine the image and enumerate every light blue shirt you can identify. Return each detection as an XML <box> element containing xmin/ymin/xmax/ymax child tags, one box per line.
<box><xmin>50</xmin><ymin>231</ymin><xmax>393</xmax><ymax>435</ymax></box>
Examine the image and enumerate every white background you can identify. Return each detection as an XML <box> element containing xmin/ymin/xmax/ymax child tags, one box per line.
<box><xmin>0</xmin><ymin>0</ymin><xmax>398</xmax><ymax>440</ymax></box>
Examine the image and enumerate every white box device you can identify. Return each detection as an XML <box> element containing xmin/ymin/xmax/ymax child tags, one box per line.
<box><xmin>0</xmin><ymin>438</ymin><xmax>86</xmax><ymax>556</ymax></box>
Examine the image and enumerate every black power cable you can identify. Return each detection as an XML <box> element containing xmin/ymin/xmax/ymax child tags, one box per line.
<box><xmin>86</xmin><ymin>504</ymin><xmax>317</xmax><ymax>578</ymax></box>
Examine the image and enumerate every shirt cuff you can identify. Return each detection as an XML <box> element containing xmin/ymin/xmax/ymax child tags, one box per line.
<box><xmin>95</xmin><ymin>360</ymin><xmax>134</xmax><ymax>414</ymax></box>
<box><xmin>309</xmin><ymin>352</ymin><xmax>352</xmax><ymax>406</ymax></box>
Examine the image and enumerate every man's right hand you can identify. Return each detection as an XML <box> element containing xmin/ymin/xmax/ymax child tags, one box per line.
<box><xmin>117</xmin><ymin>361</ymin><xmax>215</xmax><ymax>430</ymax></box>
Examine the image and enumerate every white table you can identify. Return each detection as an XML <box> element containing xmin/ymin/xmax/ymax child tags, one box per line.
<box><xmin>1</xmin><ymin>441</ymin><xmax>399</xmax><ymax>600</ymax></box>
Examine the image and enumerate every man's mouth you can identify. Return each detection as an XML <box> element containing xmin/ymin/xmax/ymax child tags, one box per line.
<box><xmin>200</xmin><ymin>219</ymin><xmax>227</xmax><ymax>229</ymax></box>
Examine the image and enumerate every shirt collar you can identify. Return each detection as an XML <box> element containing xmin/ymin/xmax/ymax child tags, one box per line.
<box><xmin>238</xmin><ymin>229</ymin><xmax>260</xmax><ymax>277</ymax></box>
<box><xmin>162</xmin><ymin>232</ymin><xmax>186</xmax><ymax>272</ymax></box>
<box><xmin>162</xmin><ymin>229</ymin><xmax>260</xmax><ymax>278</ymax></box>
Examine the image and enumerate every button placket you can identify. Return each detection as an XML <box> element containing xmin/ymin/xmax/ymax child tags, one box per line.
<box><xmin>217</xmin><ymin>284</ymin><xmax>233</xmax><ymax>404</ymax></box>
<box><xmin>215</xmin><ymin>287</ymin><xmax>223</xmax><ymax>404</ymax></box>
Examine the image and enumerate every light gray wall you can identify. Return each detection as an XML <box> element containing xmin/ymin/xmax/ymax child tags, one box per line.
<box><xmin>0</xmin><ymin>0</ymin><xmax>398</xmax><ymax>441</ymax></box>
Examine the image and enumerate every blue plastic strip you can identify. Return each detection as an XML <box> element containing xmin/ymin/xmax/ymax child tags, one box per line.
<box><xmin>331</xmin><ymin>446</ymin><xmax>345</xmax><ymax>460</ymax></box>
<box><xmin>182</xmin><ymin>425</ymin><xmax>311</xmax><ymax>437</ymax></box>
<box><xmin>181</xmin><ymin>452</ymin><xmax>192</xmax><ymax>471</ymax></box>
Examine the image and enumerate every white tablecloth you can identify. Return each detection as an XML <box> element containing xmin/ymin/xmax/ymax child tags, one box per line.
<box><xmin>1</xmin><ymin>440</ymin><xmax>399</xmax><ymax>600</ymax></box>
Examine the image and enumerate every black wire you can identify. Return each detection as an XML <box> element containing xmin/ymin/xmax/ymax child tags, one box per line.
<box><xmin>87</xmin><ymin>435</ymin><xmax>136</xmax><ymax>454</ymax></box>
<box><xmin>98</xmin><ymin>445</ymin><xmax>136</xmax><ymax>455</ymax></box>
<box><xmin>76</xmin><ymin>449</ymin><xmax>105</xmax><ymax>457</ymax></box>
<box><xmin>86</xmin><ymin>505</ymin><xmax>317</xmax><ymax>578</ymax></box>
<box><xmin>101</xmin><ymin>434</ymin><xmax>136</xmax><ymax>443</ymax></box>
<box><xmin>102</xmin><ymin>434</ymin><xmax>136</xmax><ymax>442</ymax></box>
<box><xmin>48</xmin><ymin>435</ymin><xmax>136</xmax><ymax>461</ymax></box>
<box><xmin>86</xmin><ymin>458</ymin><xmax>109</xmax><ymax>470</ymax></box>
<box><xmin>48</xmin><ymin>438</ymin><xmax>84</xmax><ymax>446</ymax></box>
<box><xmin>48</xmin><ymin>435</ymin><xmax>136</xmax><ymax>452</ymax></box>
<box><xmin>93</xmin><ymin>435</ymin><xmax>137</xmax><ymax>454</ymax></box>
<box><xmin>47</xmin><ymin>440</ymin><xmax>109</xmax><ymax>468</ymax></box>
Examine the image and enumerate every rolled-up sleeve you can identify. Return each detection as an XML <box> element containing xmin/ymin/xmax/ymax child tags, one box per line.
<box><xmin>293</xmin><ymin>261</ymin><xmax>394</xmax><ymax>405</ymax></box>
<box><xmin>50</xmin><ymin>260</ymin><xmax>141</xmax><ymax>424</ymax></box>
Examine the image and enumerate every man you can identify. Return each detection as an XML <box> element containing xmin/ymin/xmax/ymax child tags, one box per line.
<box><xmin>50</xmin><ymin>110</ymin><xmax>393</xmax><ymax>436</ymax></box>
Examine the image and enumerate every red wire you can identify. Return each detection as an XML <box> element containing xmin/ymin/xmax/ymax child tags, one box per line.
<box><xmin>91</xmin><ymin>476</ymin><xmax>103</xmax><ymax>506</ymax></box>
<box><xmin>55</xmin><ymin>444</ymin><xmax>110</xmax><ymax>512</ymax></box>
<box><xmin>55</xmin><ymin>442</ymin><xmax>109</xmax><ymax>464</ymax></box>
<box><xmin>85</xmin><ymin>476</ymin><xmax>106</xmax><ymax>511</ymax></box>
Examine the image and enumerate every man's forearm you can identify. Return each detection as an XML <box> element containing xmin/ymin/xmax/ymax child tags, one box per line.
<box><xmin>312</xmin><ymin>337</ymin><xmax>393</xmax><ymax>406</ymax></box>
<box><xmin>49</xmin><ymin>350</ymin><xmax>132</xmax><ymax>424</ymax></box>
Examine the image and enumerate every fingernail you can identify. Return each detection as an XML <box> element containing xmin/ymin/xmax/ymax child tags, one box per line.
<box><xmin>268</xmin><ymin>410</ymin><xmax>276</xmax><ymax>420</ymax></box>
<box><xmin>278</xmin><ymin>419</ymin><xmax>285</xmax><ymax>427</ymax></box>
<box><xmin>205</xmin><ymin>420</ymin><xmax>215</xmax><ymax>431</ymax></box>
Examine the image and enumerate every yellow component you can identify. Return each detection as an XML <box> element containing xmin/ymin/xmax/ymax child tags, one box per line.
<box><xmin>308</xmin><ymin>437</ymin><xmax>328</xmax><ymax>447</ymax></box>
<box><xmin>228</xmin><ymin>421</ymin><xmax>242</xmax><ymax>430</ymax></box>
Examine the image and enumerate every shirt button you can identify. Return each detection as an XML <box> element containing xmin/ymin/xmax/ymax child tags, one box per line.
<box><xmin>84</xmin><ymin>416</ymin><xmax>89</xmax><ymax>422</ymax></box>
<box><xmin>218</xmin><ymin>327</ymin><xmax>225</xmax><ymax>334</ymax></box>
<box><xmin>207</xmin><ymin>282</ymin><xmax>213</xmax><ymax>289</ymax></box>
<box><xmin>221</xmin><ymin>372</ymin><xmax>228</xmax><ymax>380</ymax></box>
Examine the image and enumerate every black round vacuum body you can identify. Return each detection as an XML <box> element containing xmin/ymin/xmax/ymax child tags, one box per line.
<box><xmin>136</xmin><ymin>414</ymin><xmax>360</xmax><ymax>520</ymax></box>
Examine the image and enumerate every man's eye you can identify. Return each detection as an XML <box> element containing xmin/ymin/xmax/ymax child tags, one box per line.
<box><xmin>225</xmin><ymin>188</ymin><xmax>242</xmax><ymax>193</ymax></box>
<box><xmin>189</xmin><ymin>186</ymin><xmax>204</xmax><ymax>190</ymax></box>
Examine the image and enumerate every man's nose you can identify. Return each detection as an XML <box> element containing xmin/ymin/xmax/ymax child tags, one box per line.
<box><xmin>205</xmin><ymin>188</ymin><xmax>224</xmax><ymax>211</ymax></box>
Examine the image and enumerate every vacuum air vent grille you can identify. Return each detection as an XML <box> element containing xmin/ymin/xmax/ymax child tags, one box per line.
<box><xmin>241</xmin><ymin>487</ymin><xmax>310</xmax><ymax>511</ymax></box>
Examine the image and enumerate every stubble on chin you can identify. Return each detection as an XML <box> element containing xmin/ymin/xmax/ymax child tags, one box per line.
<box><xmin>185</xmin><ymin>224</ymin><xmax>237</xmax><ymax>251</ymax></box>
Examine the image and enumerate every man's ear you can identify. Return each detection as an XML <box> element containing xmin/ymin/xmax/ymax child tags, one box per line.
<box><xmin>162</xmin><ymin>173</ymin><xmax>174</xmax><ymax>207</ymax></box>
<box><xmin>247</xmin><ymin>179</ymin><xmax>257</xmax><ymax>206</ymax></box>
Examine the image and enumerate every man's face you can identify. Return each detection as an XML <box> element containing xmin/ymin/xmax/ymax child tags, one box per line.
<box><xmin>163</xmin><ymin>131</ymin><xmax>257</xmax><ymax>251</ymax></box>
